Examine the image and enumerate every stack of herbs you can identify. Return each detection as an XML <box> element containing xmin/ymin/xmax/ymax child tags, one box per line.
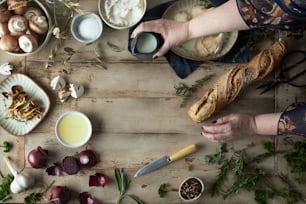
<box><xmin>206</xmin><ymin>142</ymin><xmax>304</xmax><ymax>204</ymax></box>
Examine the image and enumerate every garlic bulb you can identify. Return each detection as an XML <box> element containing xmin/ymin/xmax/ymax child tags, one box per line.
<box><xmin>0</xmin><ymin>63</ymin><xmax>13</xmax><ymax>75</ymax></box>
<box><xmin>3</xmin><ymin>156</ymin><xmax>34</xmax><ymax>193</ymax></box>
<box><xmin>50</xmin><ymin>76</ymin><xmax>66</xmax><ymax>90</ymax></box>
<box><xmin>69</xmin><ymin>84</ymin><xmax>84</xmax><ymax>98</ymax></box>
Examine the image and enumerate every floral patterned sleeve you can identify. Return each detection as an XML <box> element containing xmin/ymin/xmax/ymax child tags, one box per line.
<box><xmin>236</xmin><ymin>0</ymin><xmax>306</xmax><ymax>35</ymax></box>
<box><xmin>278</xmin><ymin>103</ymin><xmax>306</xmax><ymax>137</ymax></box>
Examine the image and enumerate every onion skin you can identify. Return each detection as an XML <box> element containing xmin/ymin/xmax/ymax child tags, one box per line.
<box><xmin>77</xmin><ymin>150</ymin><xmax>97</xmax><ymax>168</ymax></box>
<box><xmin>27</xmin><ymin>146</ymin><xmax>48</xmax><ymax>168</ymax></box>
<box><xmin>49</xmin><ymin>185</ymin><xmax>71</xmax><ymax>204</ymax></box>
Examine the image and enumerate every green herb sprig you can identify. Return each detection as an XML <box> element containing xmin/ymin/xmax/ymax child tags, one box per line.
<box><xmin>204</xmin><ymin>143</ymin><xmax>227</xmax><ymax>164</ymax></box>
<box><xmin>0</xmin><ymin>141</ymin><xmax>11</xmax><ymax>152</ymax></box>
<box><xmin>24</xmin><ymin>180</ymin><xmax>55</xmax><ymax>204</ymax></box>
<box><xmin>114</xmin><ymin>168</ymin><xmax>145</xmax><ymax>204</ymax></box>
<box><xmin>0</xmin><ymin>171</ymin><xmax>13</xmax><ymax>202</ymax></box>
<box><xmin>158</xmin><ymin>183</ymin><xmax>171</xmax><ymax>198</ymax></box>
<box><xmin>107</xmin><ymin>42</ymin><xmax>124</xmax><ymax>52</ymax></box>
<box><xmin>175</xmin><ymin>74</ymin><xmax>214</xmax><ymax>107</ymax></box>
<box><xmin>208</xmin><ymin>142</ymin><xmax>304</xmax><ymax>204</ymax></box>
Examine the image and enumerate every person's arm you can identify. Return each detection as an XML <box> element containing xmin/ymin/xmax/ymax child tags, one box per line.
<box><xmin>201</xmin><ymin>113</ymin><xmax>281</xmax><ymax>142</ymax></box>
<box><xmin>188</xmin><ymin>0</ymin><xmax>248</xmax><ymax>39</ymax></box>
<box><xmin>253</xmin><ymin>113</ymin><xmax>281</xmax><ymax>135</ymax></box>
<box><xmin>131</xmin><ymin>0</ymin><xmax>248</xmax><ymax>58</ymax></box>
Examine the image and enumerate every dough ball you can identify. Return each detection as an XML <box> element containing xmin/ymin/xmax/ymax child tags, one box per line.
<box><xmin>195</xmin><ymin>33</ymin><xmax>225</xmax><ymax>56</ymax></box>
<box><xmin>173</xmin><ymin>10</ymin><xmax>190</xmax><ymax>22</ymax></box>
<box><xmin>191</xmin><ymin>5</ymin><xmax>209</xmax><ymax>18</ymax></box>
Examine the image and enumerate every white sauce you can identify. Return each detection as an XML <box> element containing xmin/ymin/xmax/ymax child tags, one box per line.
<box><xmin>105</xmin><ymin>0</ymin><xmax>143</xmax><ymax>27</ymax></box>
<box><xmin>78</xmin><ymin>17</ymin><xmax>100</xmax><ymax>40</ymax></box>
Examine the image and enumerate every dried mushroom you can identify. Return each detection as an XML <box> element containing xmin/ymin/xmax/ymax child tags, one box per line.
<box><xmin>2</xmin><ymin>85</ymin><xmax>42</xmax><ymax>121</ymax></box>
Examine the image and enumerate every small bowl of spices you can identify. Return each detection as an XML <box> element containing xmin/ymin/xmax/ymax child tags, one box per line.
<box><xmin>179</xmin><ymin>177</ymin><xmax>204</xmax><ymax>202</ymax></box>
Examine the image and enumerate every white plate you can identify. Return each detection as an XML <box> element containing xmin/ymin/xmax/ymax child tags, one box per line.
<box><xmin>162</xmin><ymin>0</ymin><xmax>238</xmax><ymax>61</ymax></box>
<box><xmin>0</xmin><ymin>74</ymin><xmax>50</xmax><ymax>136</ymax></box>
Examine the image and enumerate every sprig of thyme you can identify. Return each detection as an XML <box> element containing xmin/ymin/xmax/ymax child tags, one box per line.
<box><xmin>174</xmin><ymin>74</ymin><xmax>214</xmax><ymax>107</ymax></box>
<box><xmin>204</xmin><ymin>143</ymin><xmax>227</xmax><ymax>164</ymax></box>
<box><xmin>107</xmin><ymin>42</ymin><xmax>124</xmax><ymax>52</ymax></box>
<box><xmin>45</xmin><ymin>0</ymin><xmax>82</xmax><ymax>68</ymax></box>
<box><xmin>208</xmin><ymin>142</ymin><xmax>304</xmax><ymax>204</ymax></box>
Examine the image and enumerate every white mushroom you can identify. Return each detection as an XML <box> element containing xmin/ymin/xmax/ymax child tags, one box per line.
<box><xmin>8</xmin><ymin>15</ymin><xmax>28</xmax><ymax>36</ymax></box>
<box><xmin>69</xmin><ymin>84</ymin><xmax>84</xmax><ymax>98</ymax></box>
<box><xmin>29</xmin><ymin>15</ymin><xmax>48</xmax><ymax>34</ymax></box>
<box><xmin>18</xmin><ymin>34</ymin><xmax>38</xmax><ymax>53</ymax></box>
<box><xmin>0</xmin><ymin>63</ymin><xmax>13</xmax><ymax>75</ymax></box>
<box><xmin>50</xmin><ymin>76</ymin><xmax>66</xmax><ymax>90</ymax></box>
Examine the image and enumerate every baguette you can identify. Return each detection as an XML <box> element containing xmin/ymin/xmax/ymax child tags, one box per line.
<box><xmin>188</xmin><ymin>40</ymin><xmax>287</xmax><ymax>122</ymax></box>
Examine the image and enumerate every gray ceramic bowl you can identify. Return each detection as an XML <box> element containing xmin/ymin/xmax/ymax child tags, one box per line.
<box><xmin>0</xmin><ymin>0</ymin><xmax>52</xmax><ymax>56</ymax></box>
<box><xmin>71</xmin><ymin>12</ymin><xmax>103</xmax><ymax>44</ymax></box>
<box><xmin>130</xmin><ymin>32</ymin><xmax>163</xmax><ymax>61</ymax></box>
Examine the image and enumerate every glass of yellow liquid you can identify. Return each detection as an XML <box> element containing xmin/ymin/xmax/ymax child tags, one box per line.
<box><xmin>55</xmin><ymin>111</ymin><xmax>92</xmax><ymax>148</ymax></box>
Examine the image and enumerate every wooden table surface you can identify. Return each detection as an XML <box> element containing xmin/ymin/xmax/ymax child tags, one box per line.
<box><xmin>0</xmin><ymin>0</ymin><xmax>305</xmax><ymax>203</ymax></box>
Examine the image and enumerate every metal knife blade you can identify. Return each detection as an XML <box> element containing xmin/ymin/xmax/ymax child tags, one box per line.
<box><xmin>134</xmin><ymin>144</ymin><xmax>198</xmax><ymax>177</ymax></box>
<box><xmin>134</xmin><ymin>156</ymin><xmax>170</xmax><ymax>177</ymax></box>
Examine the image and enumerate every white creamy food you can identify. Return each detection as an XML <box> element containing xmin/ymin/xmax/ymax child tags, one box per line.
<box><xmin>105</xmin><ymin>0</ymin><xmax>144</xmax><ymax>27</ymax></box>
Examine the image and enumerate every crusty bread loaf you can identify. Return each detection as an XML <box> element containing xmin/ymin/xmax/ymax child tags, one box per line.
<box><xmin>188</xmin><ymin>40</ymin><xmax>287</xmax><ymax>122</ymax></box>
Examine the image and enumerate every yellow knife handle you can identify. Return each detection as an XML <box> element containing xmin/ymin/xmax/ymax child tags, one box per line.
<box><xmin>169</xmin><ymin>144</ymin><xmax>198</xmax><ymax>162</ymax></box>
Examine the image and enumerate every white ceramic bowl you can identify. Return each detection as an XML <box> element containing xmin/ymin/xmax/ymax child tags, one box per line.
<box><xmin>179</xmin><ymin>177</ymin><xmax>204</xmax><ymax>202</ymax></box>
<box><xmin>98</xmin><ymin>0</ymin><xmax>146</xmax><ymax>30</ymax></box>
<box><xmin>55</xmin><ymin>111</ymin><xmax>92</xmax><ymax>148</ymax></box>
<box><xmin>0</xmin><ymin>0</ymin><xmax>52</xmax><ymax>56</ymax></box>
<box><xmin>71</xmin><ymin>12</ymin><xmax>103</xmax><ymax>44</ymax></box>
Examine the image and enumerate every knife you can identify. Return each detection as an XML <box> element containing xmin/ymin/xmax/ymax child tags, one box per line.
<box><xmin>134</xmin><ymin>144</ymin><xmax>198</xmax><ymax>177</ymax></box>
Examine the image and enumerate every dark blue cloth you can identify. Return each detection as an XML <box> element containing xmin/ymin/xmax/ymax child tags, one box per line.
<box><xmin>128</xmin><ymin>0</ymin><xmax>273</xmax><ymax>79</ymax></box>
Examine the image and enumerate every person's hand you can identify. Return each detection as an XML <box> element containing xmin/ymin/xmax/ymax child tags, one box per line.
<box><xmin>201</xmin><ymin>114</ymin><xmax>257</xmax><ymax>142</ymax></box>
<box><xmin>131</xmin><ymin>19</ymin><xmax>189</xmax><ymax>58</ymax></box>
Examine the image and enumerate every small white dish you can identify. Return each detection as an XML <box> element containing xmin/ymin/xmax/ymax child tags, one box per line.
<box><xmin>71</xmin><ymin>12</ymin><xmax>103</xmax><ymax>44</ymax></box>
<box><xmin>179</xmin><ymin>177</ymin><xmax>204</xmax><ymax>202</ymax></box>
<box><xmin>55</xmin><ymin>111</ymin><xmax>92</xmax><ymax>148</ymax></box>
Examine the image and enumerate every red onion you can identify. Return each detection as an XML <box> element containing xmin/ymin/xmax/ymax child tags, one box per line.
<box><xmin>62</xmin><ymin>156</ymin><xmax>80</xmax><ymax>175</ymax></box>
<box><xmin>89</xmin><ymin>173</ymin><xmax>109</xmax><ymax>187</ymax></box>
<box><xmin>77</xmin><ymin>150</ymin><xmax>97</xmax><ymax>168</ymax></box>
<box><xmin>46</xmin><ymin>162</ymin><xmax>63</xmax><ymax>176</ymax></box>
<box><xmin>27</xmin><ymin>146</ymin><xmax>48</xmax><ymax>168</ymax></box>
<box><xmin>49</xmin><ymin>185</ymin><xmax>71</xmax><ymax>204</ymax></box>
<box><xmin>79</xmin><ymin>192</ymin><xmax>99</xmax><ymax>204</ymax></box>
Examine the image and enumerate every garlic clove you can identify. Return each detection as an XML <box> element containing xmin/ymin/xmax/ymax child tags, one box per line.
<box><xmin>58</xmin><ymin>88</ymin><xmax>71</xmax><ymax>103</ymax></box>
<box><xmin>0</xmin><ymin>62</ymin><xmax>13</xmax><ymax>75</ymax></box>
<box><xmin>69</xmin><ymin>84</ymin><xmax>84</xmax><ymax>98</ymax></box>
<box><xmin>50</xmin><ymin>76</ymin><xmax>66</xmax><ymax>90</ymax></box>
